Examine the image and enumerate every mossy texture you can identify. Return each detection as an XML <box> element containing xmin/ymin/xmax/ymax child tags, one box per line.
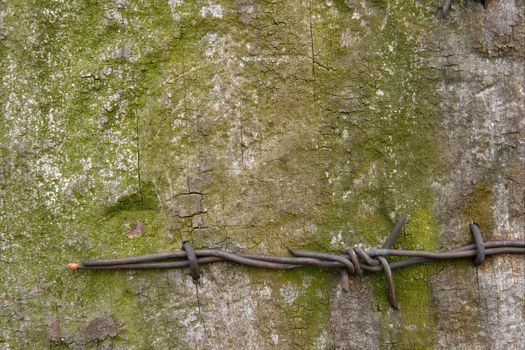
<box><xmin>1</xmin><ymin>0</ymin><xmax>523</xmax><ymax>349</ymax></box>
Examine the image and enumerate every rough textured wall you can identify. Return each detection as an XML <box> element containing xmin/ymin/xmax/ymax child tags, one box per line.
<box><xmin>0</xmin><ymin>0</ymin><xmax>523</xmax><ymax>349</ymax></box>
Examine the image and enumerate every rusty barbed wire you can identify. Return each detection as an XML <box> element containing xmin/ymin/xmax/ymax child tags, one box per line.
<box><xmin>437</xmin><ymin>0</ymin><xmax>487</xmax><ymax>18</ymax></box>
<box><xmin>68</xmin><ymin>216</ymin><xmax>525</xmax><ymax>310</ymax></box>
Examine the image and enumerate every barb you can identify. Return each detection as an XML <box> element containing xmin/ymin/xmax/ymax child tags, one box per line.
<box><xmin>183</xmin><ymin>241</ymin><xmax>201</xmax><ymax>281</ymax></box>
<box><xmin>437</xmin><ymin>0</ymin><xmax>487</xmax><ymax>18</ymax></box>
<box><xmin>68</xmin><ymin>218</ymin><xmax>525</xmax><ymax>310</ymax></box>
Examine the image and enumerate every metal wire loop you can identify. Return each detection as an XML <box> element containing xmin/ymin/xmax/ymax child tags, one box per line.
<box><xmin>469</xmin><ymin>223</ymin><xmax>485</xmax><ymax>266</ymax></box>
<box><xmin>182</xmin><ymin>242</ymin><xmax>200</xmax><ymax>281</ymax></box>
<box><xmin>345</xmin><ymin>248</ymin><xmax>363</xmax><ymax>276</ymax></box>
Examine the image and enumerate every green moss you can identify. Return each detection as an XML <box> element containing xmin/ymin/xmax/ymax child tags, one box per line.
<box><xmin>370</xmin><ymin>0</ymin><xmax>389</xmax><ymax>10</ymax></box>
<box><xmin>2</xmin><ymin>0</ymin><xmax>451</xmax><ymax>347</ymax></box>
<box><xmin>374</xmin><ymin>206</ymin><xmax>439</xmax><ymax>349</ymax></box>
<box><xmin>310</xmin><ymin>1</ymin><xmax>442</xmax><ymax>348</ymax></box>
<box><xmin>105</xmin><ymin>182</ymin><xmax>158</xmax><ymax>216</ymax></box>
<box><xmin>251</xmin><ymin>268</ymin><xmax>333</xmax><ymax>348</ymax></box>
<box><xmin>0</xmin><ymin>0</ymin><xmax>193</xmax><ymax>346</ymax></box>
<box><xmin>460</xmin><ymin>181</ymin><xmax>494</xmax><ymax>235</ymax></box>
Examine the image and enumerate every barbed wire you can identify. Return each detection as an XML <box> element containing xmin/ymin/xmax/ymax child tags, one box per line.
<box><xmin>437</xmin><ymin>0</ymin><xmax>487</xmax><ymax>18</ymax></box>
<box><xmin>68</xmin><ymin>215</ymin><xmax>525</xmax><ymax>310</ymax></box>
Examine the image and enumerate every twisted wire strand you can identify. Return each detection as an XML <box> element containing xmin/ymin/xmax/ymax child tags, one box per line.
<box><xmin>68</xmin><ymin>220</ymin><xmax>525</xmax><ymax>310</ymax></box>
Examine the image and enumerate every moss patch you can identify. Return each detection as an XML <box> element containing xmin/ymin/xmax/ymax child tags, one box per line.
<box><xmin>460</xmin><ymin>181</ymin><xmax>494</xmax><ymax>236</ymax></box>
<box><xmin>375</xmin><ymin>206</ymin><xmax>439</xmax><ymax>349</ymax></box>
<box><xmin>104</xmin><ymin>182</ymin><xmax>158</xmax><ymax>217</ymax></box>
<box><xmin>251</xmin><ymin>268</ymin><xmax>333</xmax><ymax>348</ymax></box>
<box><xmin>310</xmin><ymin>1</ymin><xmax>442</xmax><ymax>348</ymax></box>
<box><xmin>2</xmin><ymin>0</ymin><xmax>448</xmax><ymax>348</ymax></box>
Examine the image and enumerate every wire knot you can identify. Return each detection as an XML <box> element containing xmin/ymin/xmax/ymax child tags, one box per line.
<box><xmin>469</xmin><ymin>223</ymin><xmax>485</xmax><ymax>266</ymax></box>
<box><xmin>182</xmin><ymin>241</ymin><xmax>200</xmax><ymax>281</ymax></box>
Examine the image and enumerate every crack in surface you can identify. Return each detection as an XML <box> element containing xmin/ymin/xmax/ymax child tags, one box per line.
<box><xmin>308</xmin><ymin>0</ymin><xmax>316</xmax><ymax>102</ymax></box>
<box><xmin>136</xmin><ymin>108</ymin><xmax>143</xmax><ymax>206</ymax></box>
<box><xmin>194</xmin><ymin>282</ymin><xmax>209</xmax><ymax>350</ymax></box>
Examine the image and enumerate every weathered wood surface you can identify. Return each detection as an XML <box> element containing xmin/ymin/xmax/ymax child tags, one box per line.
<box><xmin>0</xmin><ymin>1</ymin><xmax>523</xmax><ymax>349</ymax></box>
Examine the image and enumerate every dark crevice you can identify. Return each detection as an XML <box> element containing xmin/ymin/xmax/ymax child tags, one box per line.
<box><xmin>104</xmin><ymin>182</ymin><xmax>158</xmax><ymax>216</ymax></box>
<box><xmin>194</xmin><ymin>283</ymin><xmax>209</xmax><ymax>348</ymax></box>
